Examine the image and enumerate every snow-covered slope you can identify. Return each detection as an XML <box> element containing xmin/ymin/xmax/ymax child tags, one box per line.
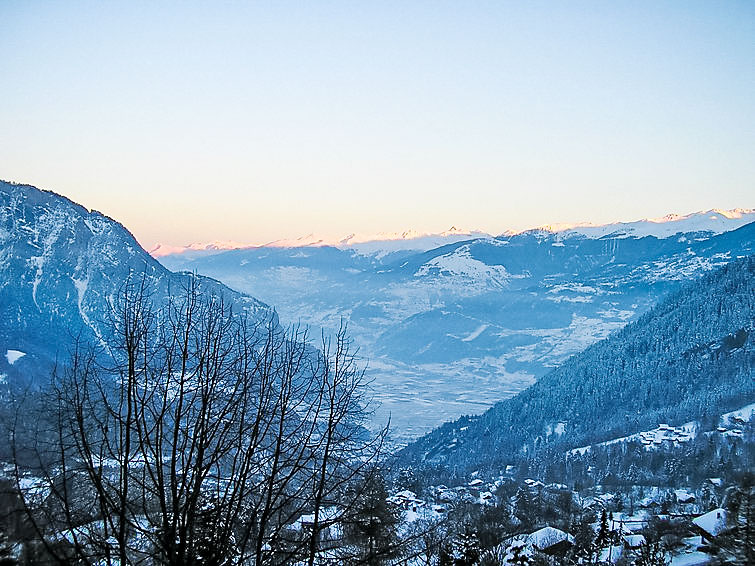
<box><xmin>398</xmin><ymin>256</ymin><xmax>755</xmax><ymax>471</ymax></box>
<box><xmin>0</xmin><ymin>181</ymin><xmax>272</xmax><ymax>387</ymax></box>
<box><xmin>527</xmin><ymin>208</ymin><xmax>755</xmax><ymax>240</ymax></box>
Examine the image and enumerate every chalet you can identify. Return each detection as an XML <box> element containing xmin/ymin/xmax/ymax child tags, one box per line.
<box><xmin>638</xmin><ymin>496</ymin><xmax>661</xmax><ymax>512</ymax></box>
<box><xmin>293</xmin><ymin>506</ymin><xmax>341</xmax><ymax>530</ymax></box>
<box><xmin>582</xmin><ymin>497</ymin><xmax>604</xmax><ymax>513</ymax></box>
<box><xmin>436</xmin><ymin>489</ymin><xmax>458</xmax><ymax>504</ymax></box>
<box><xmin>674</xmin><ymin>489</ymin><xmax>696</xmax><ymax>504</ymax></box>
<box><xmin>292</xmin><ymin>506</ymin><xmax>343</xmax><ymax>548</ymax></box>
<box><xmin>524</xmin><ymin>478</ymin><xmax>544</xmax><ymax>490</ymax></box>
<box><xmin>597</xmin><ymin>492</ymin><xmax>615</xmax><ymax>505</ymax></box>
<box><xmin>691</xmin><ymin>508</ymin><xmax>733</xmax><ymax>542</ymax></box>
<box><xmin>525</xmin><ymin>526</ymin><xmax>574</xmax><ymax>555</ymax></box>
<box><xmin>388</xmin><ymin>489</ymin><xmax>425</xmax><ymax>512</ymax></box>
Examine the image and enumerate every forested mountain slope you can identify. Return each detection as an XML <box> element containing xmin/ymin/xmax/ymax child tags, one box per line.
<box><xmin>398</xmin><ymin>255</ymin><xmax>755</xmax><ymax>473</ymax></box>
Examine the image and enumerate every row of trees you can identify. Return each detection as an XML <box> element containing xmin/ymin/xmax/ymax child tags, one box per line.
<box><xmin>7</xmin><ymin>276</ymin><xmax>398</xmax><ymax>565</ymax></box>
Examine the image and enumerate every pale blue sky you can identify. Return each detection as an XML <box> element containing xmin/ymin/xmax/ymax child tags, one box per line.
<box><xmin>1</xmin><ymin>2</ymin><xmax>753</xmax><ymax>248</ymax></box>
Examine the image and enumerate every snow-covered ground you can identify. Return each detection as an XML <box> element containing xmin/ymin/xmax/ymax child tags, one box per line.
<box><xmin>568</xmin><ymin>402</ymin><xmax>753</xmax><ymax>456</ymax></box>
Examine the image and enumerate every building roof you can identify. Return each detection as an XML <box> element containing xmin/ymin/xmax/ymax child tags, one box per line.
<box><xmin>624</xmin><ymin>534</ymin><xmax>646</xmax><ymax>548</ymax></box>
<box><xmin>526</xmin><ymin>526</ymin><xmax>575</xmax><ymax>550</ymax></box>
<box><xmin>692</xmin><ymin>508</ymin><xmax>729</xmax><ymax>537</ymax></box>
<box><xmin>674</xmin><ymin>489</ymin><xmax>695</xmax><ymax>503</ymax></box>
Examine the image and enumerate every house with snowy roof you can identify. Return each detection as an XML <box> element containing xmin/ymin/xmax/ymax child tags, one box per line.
<box><xmin>622</xmin><ymin>534</ymin><xmax>646</xmax><ymax>550</ymax></box>
<box><xmin>691</xmin><ymin>508</ymin><xmax>733</xmax><ymax>542</ymax></box>
<box><xmin>525</xmin><ymin>526</ymin><xmax>574</xmax><ymax>555</ymax></box>
<box><xmin>387</xmin><ymin>489</ymin><xmax>425</xmax><ymax>512</ymax></box>
<box><xmin>291</xmin><ymin>506</ymin><xmax>343</xmax><ymax>549</ymax></box>
<box><xmin>674</xmin><ymin>489</ymin><xmax>696</xmax><ymax>504</ymax></box>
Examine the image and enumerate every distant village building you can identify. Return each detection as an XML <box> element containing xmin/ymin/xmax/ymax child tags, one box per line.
<box><xmin>674</xmin><ymin>489</ymin><xmax>696</xmax><ymax>504</ymax></box>
<box><xmin>388</xmin><ymin>489</ymin><xmax>425</xmax><ymax>512</ymax></box>
<box><xmin>623</xmin><ymin>534</ymin><xmax>646</xmax><ymax>550</ymax></box>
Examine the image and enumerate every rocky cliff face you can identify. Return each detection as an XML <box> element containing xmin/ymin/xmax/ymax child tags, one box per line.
<box><xmin>0</xmin><ymin>181</ymin><xmax>272</xmax><ymax>387</ymax></box>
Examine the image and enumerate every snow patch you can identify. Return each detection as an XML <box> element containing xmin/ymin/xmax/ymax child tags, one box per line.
<box><xmin>6</xmin><ymin>350</ymin><xmax>26</xmax><ymax>365</ymax></box>
<box><xmin>461</xmin><ymin>324</ymin><xmax>489</xmax><ymax>342</ymax></box>
<box><xmin>722</xmin><ymin>403</ymin><xmax>755</xmax><ymax>424</ymax></box>
<box><xmin>72</xmin><ymin>275</ymin><xmax>90</xmax><ymax>322</ymax></box>
<box><xmin>546</xmin><ymin>422</ymin><xmax>567</xmax><ymax>437</ymax></box>
<box><xmin>415</xmin><ymin>246</ymin><xmax>513</xmax><ymax>289</ymax></box>
<box><xmin>28</xmin><ymin>255</ymin><xmax>44</xmax><ymax>308</ymax></box>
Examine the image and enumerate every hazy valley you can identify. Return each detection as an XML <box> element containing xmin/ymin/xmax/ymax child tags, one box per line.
<box><xmin>159</xmin><ymin>211</ymin><xmax>755</xmax><ymax>440</ymax></box>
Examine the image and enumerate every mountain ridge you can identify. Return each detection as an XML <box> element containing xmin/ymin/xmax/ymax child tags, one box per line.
<box><xmin>0</xmin><ymin>180</ymin><xmax>274</xmax><ymax>388</ymax></box>
<box><xmin>151</xmin><ymin>208</ymin><xmax>755</xmax><ymax>258</ymax></box>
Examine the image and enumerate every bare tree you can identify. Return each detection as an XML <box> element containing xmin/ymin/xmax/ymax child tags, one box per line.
<box><xmin>14</xmin><ymin>273</ymin><xmax>390</xmax><ymax>565</ymax></box>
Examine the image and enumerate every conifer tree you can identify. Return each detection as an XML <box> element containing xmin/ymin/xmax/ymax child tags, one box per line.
<box><xmin>595</xmin><ymin>509</ymin><xmax>610</xmax><ymax>549</ymax></box>
<box><xmin>453</xmin><ymin>529</ymin><xmax>481</xmax><ymax>566</ymax></box>
<box><xmin>343</xmin><ymin>470</ymin><xmax>401</xmax><ymax>565</ymax></box>
<box><xmin>513</xmin><ymin>488</ymin><xmax>534</xmax><ymax>531</ymax></box>
<box><xmin>503</xmin><ymin>539</ymin><xmax>531</xmax><ymax>566</ymax></box>
<box><xmin>572</xmin><ymin>512</ymin><xmax>596</xmax><ymax>565</ymax></box>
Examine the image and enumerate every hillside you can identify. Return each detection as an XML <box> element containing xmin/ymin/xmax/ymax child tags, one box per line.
<box><xmin>0</xmin><ymin>181</ymin><xmax>273</xmax><ymax>389</ymax></box>
<box><xmin>398</xmin><ymin>255</ymin><xmax>755</xmax><ymax>473</ymax></box>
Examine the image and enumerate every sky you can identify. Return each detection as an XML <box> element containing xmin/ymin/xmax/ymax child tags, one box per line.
<box><xmin>1</xmin><ymin>2</ymin><xmax>753</xmax><ymax>249</ymax></box>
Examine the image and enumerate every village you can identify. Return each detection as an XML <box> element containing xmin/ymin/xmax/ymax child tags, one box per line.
<box><xmin>384</xmin><ymin>472</ymin><xmax>747</xmax><ymax>564</ymax></box>
<box><xmin>377</xmin><ymin>414</ymin><xmax>754</xmax><ymax>565</ymax></box>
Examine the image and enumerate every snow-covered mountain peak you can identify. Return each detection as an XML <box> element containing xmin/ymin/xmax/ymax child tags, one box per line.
<box><xmin>152</xmin><ymin>227</ymin><xmax>492</xmax><ymax>258</ymax></box>
<box><xmin>151</xmin><ymin>208</ymin><xmax>753</xmax><ymax>259</ymax></box>
<box><xmin>150</xmin><ymin>240</ymin><xmax>253</xmax><ymax>257</ymax></box>
<box><xmin>522</xmin><ymin>208</ymin><xmax>754</xmax><ymax>240</ymax></box>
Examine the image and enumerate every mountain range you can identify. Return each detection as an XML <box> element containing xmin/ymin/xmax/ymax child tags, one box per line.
<box><xmin>150</xmin><ymin>208</ymin><xmax>754</xmax><ymax>258</ymax></box>
<box><xmin>160</xmin><ymin>216</ymin><xmax>755</xmax><ymax>439</ymax></box>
